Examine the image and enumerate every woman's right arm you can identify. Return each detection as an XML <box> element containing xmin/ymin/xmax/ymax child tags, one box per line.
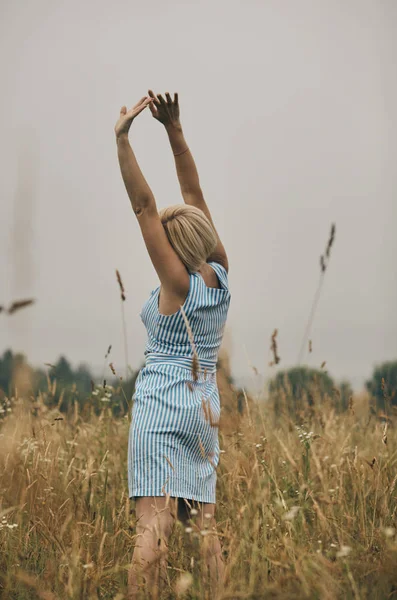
<box><xmin>148</xmin><ymin>91</ymin><xmax>229</xmax><ymax>271</ymax></box>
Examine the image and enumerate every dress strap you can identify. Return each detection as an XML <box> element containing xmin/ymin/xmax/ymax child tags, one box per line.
<box><xmin>208</xmin><ymin>261</ymin><xmax>229</xmax><ymax>291</ymax></box>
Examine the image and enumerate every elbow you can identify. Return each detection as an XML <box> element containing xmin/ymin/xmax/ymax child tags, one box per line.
<box><xmin>132</xmin><ymin>194</ymin><xmax>156</xmax><ymax>217</ymax></box>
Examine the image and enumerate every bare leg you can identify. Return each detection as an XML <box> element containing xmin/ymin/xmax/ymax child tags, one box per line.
<box><xmin>179</xmin><ymin>500</ymin><xmax>225</xmax><ymax>597</ymax></box>
<box><xmin>128</xmin><ymin>495</ymin><xmax>178</xmax><ymax>600</ymax></box>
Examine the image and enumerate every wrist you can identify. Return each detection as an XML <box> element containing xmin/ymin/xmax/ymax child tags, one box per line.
<box><xmin>165</xmin><ymin>121</ymin><xmax>182</xmax><ymax>134</ymax></box>
<box><xmin>116</xmin><ymin>132</ymin><xmax>130</xmax><ymax>145</ymax></box>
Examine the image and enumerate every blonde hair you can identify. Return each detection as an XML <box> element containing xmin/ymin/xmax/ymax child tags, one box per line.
<box><xmin>158</xmin><ymin>204</ymin><xmax>217</xmax><ymax>272</ymax></box>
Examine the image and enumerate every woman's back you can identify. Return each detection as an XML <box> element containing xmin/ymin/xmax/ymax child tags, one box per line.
<box><xmin>141</xmin><ymin>261</ymin><xmax>231</xmax><ymax>370</ymax></box>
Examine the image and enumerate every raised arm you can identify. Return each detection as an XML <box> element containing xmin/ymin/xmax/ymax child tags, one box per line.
<box><xmin>148</xmin><ymin>90</ymin><xmax>229</xmax><ymax>272</ymax></box>
<box><xmin>115</xmin><ymin>100</ymin><xmax>157</xmax><ymax>216</ymax></box>
<box><xmin>115</xmin><ymin>97</ymin><xmax>189</xmax><ymax>296</ymax></box>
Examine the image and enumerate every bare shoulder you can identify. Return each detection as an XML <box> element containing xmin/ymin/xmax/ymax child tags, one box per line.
<box><xmin>207</xmin><ymin>253</ymin><xmax>229</xmax><ymax>273</ymax></box>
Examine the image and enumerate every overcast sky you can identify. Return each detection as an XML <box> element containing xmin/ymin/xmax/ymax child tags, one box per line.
<box><xmin>1</xmin><ymin>0</ymin><xmax>396</xmax><ymax>392</ymax></box>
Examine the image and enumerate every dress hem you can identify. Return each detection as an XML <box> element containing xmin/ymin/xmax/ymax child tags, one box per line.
<box><xmin>129</xmin><ymin>490</ymin><xmax>216</xmax><ymax>504</ymax></box>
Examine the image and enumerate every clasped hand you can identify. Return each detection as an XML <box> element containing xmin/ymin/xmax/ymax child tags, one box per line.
<box><xmin>114</xmin><ymin>90</ymin><xmax>180</xmax><ymax>139</ymax></box>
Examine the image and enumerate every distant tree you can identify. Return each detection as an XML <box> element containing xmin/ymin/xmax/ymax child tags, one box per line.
<box><xmin>339</xmin><ymin>380</ymin><xmax>354</xmax><ymax>412</ymax></box>
<box><xmin>0</xmin><ymin>350</ymin><xmax>30</xmax><ymax>395</ymax></box>
<box><xmin>33</xmin><ymin>367</ymin><xmax>48</xmax><ymax>396</ymax></box>
<box><xmin>365</xmin><ymin>361</ymin><xmax>397</xmax><ymax>411</ymax></box>
<box><xmin>268</xmin><ymin>366</ymin><xmax>350</xmax><ymax>418</ymax></box>
<box><xmin>52</xmin><ymin>356</ymin><xmax>74</xmax><ymax>385</ymax></box>
<box><xmin>47</xmin><ymin>358</ymin><xmax>93</xmax><ymax>412</ymax></box>
<box><xmin>0</xmin><ymin>350</ymin><xmax>14</xmax><ymax>394</ymax></box>
<box><xmin>74</xmin><ymin>363</ymin><xmax>94</xmax><ymax>398</ymax></box>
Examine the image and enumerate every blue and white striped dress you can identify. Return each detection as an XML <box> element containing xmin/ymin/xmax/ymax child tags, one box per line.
<box><xmin>128</xmin><ymin>261</ymin><xmax>231</xmax><ymax>503</ymax></box>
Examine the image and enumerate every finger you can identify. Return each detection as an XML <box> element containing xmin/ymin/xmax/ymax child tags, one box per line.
<box><xmin>120</xmin><ymin>106</ymin><xmax>127</xmax><ymax>116</ymax></box>
<box><xmin>148</xmin><ymin>89</ymin><xmax>161</xmax><ymax>106</ymax></box>
<box><xmin>142</xmin><ymin>97</ymin><xmax>154</xmax><ymax>111</ymax></box>
<box><xmin>133</xmin><ymin>96</ymin><xmax>149</xmax><ymax>110</ymax></box>
<box><xmin>142</xmin><ymin>98</ymin><xmax>153</xmax><ymax>112</ymax></box>
<box><xmin>174</xmin><ymin>92</ymin><xmax>179</xmax><ymax>105</ymax></box>
<box><xmin>148</xmin><ymin>101</ymin><xmax>158</xmax><ymax>116</ymax></box>
<box><xmin>157</xmin><ymin>94</ymin><xmax>167</xmax><ymax>106</ymax></box>
<box><xmin>165</xmin><ymin>92</ymin><xmax>172</xmax><ymax>104</ymax></box>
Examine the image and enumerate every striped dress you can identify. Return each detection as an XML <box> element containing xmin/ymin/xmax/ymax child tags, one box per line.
<box><xmin>128</xmin><ymin>261</ymin><xmax>231</xmax><ymax>503</ymax></box>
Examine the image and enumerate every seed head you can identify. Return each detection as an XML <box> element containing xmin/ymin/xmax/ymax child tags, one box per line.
<box><xmin>116</xmin><ymin>270</ymin><xmax>126</xmax><ymax>301</ymax></box>
<box><xmin>270</xmin><ymin>328</ymin><xmax>280</xmax><ymax>365</ymax></box>
<box><xmin>7</xmin><ymin>298</ymin><xmax>35</xmax><ymax>315</ymax></box>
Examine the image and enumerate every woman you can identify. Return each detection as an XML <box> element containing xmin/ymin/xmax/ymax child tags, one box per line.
<box><xmin>115</xmin><ymin>91</ymin><xmax>231</xmax><ymax>599</ymax></box>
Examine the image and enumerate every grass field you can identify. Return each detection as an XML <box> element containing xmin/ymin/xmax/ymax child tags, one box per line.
<box><xmin>0</xmin><ymin>356</ymin><xmax>396</xmax><ymax>599</ymax></box>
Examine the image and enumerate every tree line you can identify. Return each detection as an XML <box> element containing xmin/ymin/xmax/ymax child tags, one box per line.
<box><xmin>0</xmin><ymin>348</ymin><xmax>396</xmax><ymax>419</ymax></box>
<box><xmin>0</xmin><ymin>349</ymin><xmax>139</xmax><ymax>418</ymax></box>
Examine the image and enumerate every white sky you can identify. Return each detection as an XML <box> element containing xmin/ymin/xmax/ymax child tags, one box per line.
<box><xmin>1</xmin><ymin>0</ymin><xmax>396</xmax><ymax>391</ymax></box>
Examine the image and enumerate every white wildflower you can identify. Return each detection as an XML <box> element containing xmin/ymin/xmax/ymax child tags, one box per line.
<box><xmin>383</xmin><ymin>527</ymin><xmax>395</xmax><ymax>538</ymax></box>
<box><xmin>336</xmin><ymin>545</ymin><xmax>351</xmax><ymax>558</ymax></box>
<box><xmin>283</xmin><ymin>506</ymin><xmax>300</xmax><ymax>521</ymax></box>
<box><xmin>175</xmin><ymin>572</ymin><xmax>193</xmax><ymax>595</ymax></box>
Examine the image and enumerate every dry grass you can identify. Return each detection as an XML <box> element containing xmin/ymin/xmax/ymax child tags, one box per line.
<box><xmin>0</xmin><ymin>357</ymin><xmax>396</xmax><ymax>600</ymax></box>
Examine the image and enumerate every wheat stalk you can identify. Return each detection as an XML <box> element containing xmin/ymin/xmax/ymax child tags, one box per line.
<box><xmin>115</xmin><ymin>269</ymin><xmax>129</xmax><ymax>381</ymax></box>
<box><xmin>297</xmin><ymin>223</ymin><xmax>336</xmax><ymax>364</ymax></box>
